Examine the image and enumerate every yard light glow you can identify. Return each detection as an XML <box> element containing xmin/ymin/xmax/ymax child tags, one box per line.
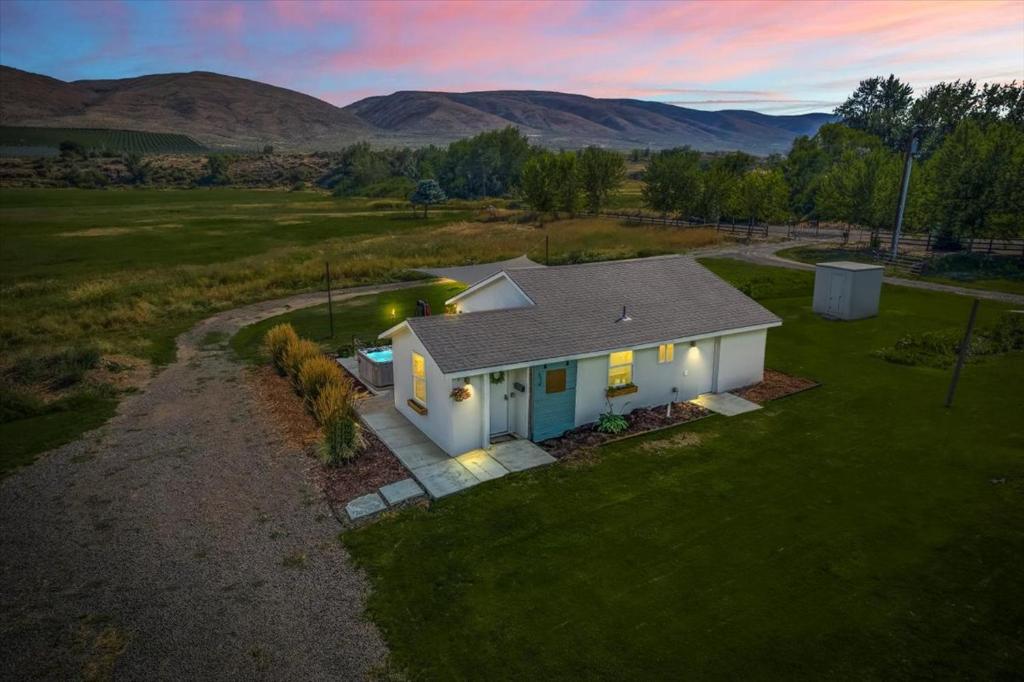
<box><xmin>390</xmin><ymin>307</ymin><xmax>396</xmax><ymax>318</ymax></box>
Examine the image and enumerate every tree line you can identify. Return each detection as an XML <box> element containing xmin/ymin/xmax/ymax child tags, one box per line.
<box><xmin>631</xmin><ymin>76</ymin><xmax>1023</xmax><ymax>243</ymax></box>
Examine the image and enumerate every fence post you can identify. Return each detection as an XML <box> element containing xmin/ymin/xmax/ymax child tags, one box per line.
<box><xmin>925</xmin><ymin>232</ymin><xmax>931</xmax><ymax>252</ymax></box>
<box><xmin>988</xmin><ymin>238</ymin><xmax>993</xmax><ymax>255</ymax></box>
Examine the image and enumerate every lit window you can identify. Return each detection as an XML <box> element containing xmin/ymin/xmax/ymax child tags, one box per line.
<box><xmin>658</xmin><ymin>343</ymin><xmax>675</xmax><ymax>364</ymax></box>
<box><xmin>608</xmin><ymin>350</ymin><xmax>633</xmax><ymax>387</ymax></box>
<box><xmin>411</xmin><ymin>352</ymin><xmax>426</xmax><ymax>404</ymax></box>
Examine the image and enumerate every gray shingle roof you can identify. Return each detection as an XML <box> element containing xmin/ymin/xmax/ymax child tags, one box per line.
<box><xmin>403</xmin><ymin>255</ymin><xmax>781</xmax><ymax>374</ymax></box>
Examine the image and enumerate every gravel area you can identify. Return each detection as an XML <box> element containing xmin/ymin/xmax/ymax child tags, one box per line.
<box><xmin>0</xmin><ymin>282</ymin><xmax>418</xmax><ymax>680</ymax></box>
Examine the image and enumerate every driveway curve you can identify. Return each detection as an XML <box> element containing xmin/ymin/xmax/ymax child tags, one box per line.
<box><xmin>0</xmin><ymin>282</ymin><xmax>419</xmax><ymax>680</ymax></box>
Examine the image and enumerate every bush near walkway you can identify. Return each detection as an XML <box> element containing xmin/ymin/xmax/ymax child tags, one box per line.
<box><xmin>263</xmin><ymin>326</ymin><xmax>364</xmax><ymax>465</ymax></box>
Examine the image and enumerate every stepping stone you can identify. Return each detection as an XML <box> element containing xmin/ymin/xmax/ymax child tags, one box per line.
<box><xmin>345</xmin><ymin>493</ymin><xmax>387</xmax><ymax>521</ymax></box>
<box><xmin>456</xmin><ymin>450</ymin><xmax>508</xmax><ymax>482</ymax></box>
<box><xmin>414</xmin><ymin>459</ymin><xmax>479</xmax><ymax>499</ymax></box>
<box><xmin>489</xmin><ymin>440</ymin><xmax>557</xmax><ymax>472</ymax></box>
<box><xmin>379</xmin><ymin>478</ymin><xmax>425</xmax><ymax>505</ymax></box>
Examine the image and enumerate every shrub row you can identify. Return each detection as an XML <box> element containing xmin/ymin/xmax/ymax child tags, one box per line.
<box><xmin>876</xmin><ymin>313</ymin><xmax>1024</xmax><ymax>368</ymax></box>
<box><xmin>263</xmin><ymin>323</ymin><xmax>363</xmax><ymax>464</ymax></box>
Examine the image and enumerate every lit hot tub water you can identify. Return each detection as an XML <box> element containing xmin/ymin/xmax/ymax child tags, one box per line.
<box><xmin>362</xmin><ymin>347</ymin><xmax>393</xmax><ymax>363</ymax></box>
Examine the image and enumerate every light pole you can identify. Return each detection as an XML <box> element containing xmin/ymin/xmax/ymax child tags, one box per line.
<box><xmin>890</xmin><ymin>128</ymin><xmax>920</xmax><ymax>261</ymax></box>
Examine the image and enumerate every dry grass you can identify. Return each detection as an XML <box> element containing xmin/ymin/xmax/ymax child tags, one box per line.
<box><xmin>281</xmin><ymin>338</ymin><xmax>321</xmax><ymax>383</ymax></box>
<box><xmin>297</xmin><ymin>355</ymin><xmax>344</xmax><ymax>406</ymax></box>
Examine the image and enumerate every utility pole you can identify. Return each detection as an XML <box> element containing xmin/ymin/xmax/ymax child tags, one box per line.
<box><xmin>325</xmin><ymin>262</ymin><xmax>335</xmax><ymax>338</ymax></box>
<box><xmin>944</xmin><ymin>299</ymin><xmax>980</xmax><ymax>407</ymax></box>
<box><xmin>890</xmin><ymin>129</ymin><xmax>920</xmax><ymax>261</ymax></box>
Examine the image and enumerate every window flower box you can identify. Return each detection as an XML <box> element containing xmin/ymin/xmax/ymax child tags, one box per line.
<box><xmin>407</xmin><ymin>399</ymin><xmax>428</xmax><ymax>415</ymax></box>
<box><xmin>606</xmin><ymin>383</ymin><xmax>638</xmax><ymax>398</ymax></box>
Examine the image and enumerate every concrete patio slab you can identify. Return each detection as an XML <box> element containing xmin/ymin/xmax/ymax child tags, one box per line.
<box><xmin>346</xmin><ymin>492</ymin><xmax>387</xmax><ymax>521</ymax></box>
<box><xmin>393</xmin><ymin>441</ymin><xmax>448</xmax><ymax>469</ymax></box>
<box><xmin>488</xmin><ymin>439</ymin><xmax>557</xmax><ymax>472</ymax></box>
<box><xmin>415</xmin><ymin>459</ymin><xmax>480</xmax><ymax>498</ymax></box>
<box><xmin>373</xmin><ymin>424</ymin><xmax>432</xmax><ymax>449</ymax></box>
<box><xmin>456</xmin><ymin>450</ymin><xmax>508</xmax><ymax>482</ymax></box>
<box><xmin>690</xmin><ymin>392</ymin><xmax>762</xmax><ymax>416</ymax></box>
<box><xmin>379</xmin><ymin>478</ymin><xmax>425</xmax><ymax>505</ymax></box>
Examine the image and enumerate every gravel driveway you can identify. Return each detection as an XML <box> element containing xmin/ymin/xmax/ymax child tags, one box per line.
<box><xmin>0</xmin><ymin>282</ymin><xmax>418</xmax><ymax>680</ymax></box>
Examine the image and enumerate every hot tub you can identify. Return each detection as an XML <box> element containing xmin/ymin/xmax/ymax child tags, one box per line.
<box><xmin>357</xmin><ymin>345</ymin><xmax>394</xmax><ymax>387</ymax></box>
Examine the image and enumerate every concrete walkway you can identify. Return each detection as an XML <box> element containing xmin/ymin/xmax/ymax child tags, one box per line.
<box><xmin>357</xmin><ymin>394</ymin><xmax>555</xmax><ymax>498</ymax></box>
<box><xmin>690</xmin><ymin>392</ymin><xmax>762</xmax><ymax>416</ymax></box>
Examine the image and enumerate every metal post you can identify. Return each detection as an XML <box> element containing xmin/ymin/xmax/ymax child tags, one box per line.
<box><xmin>891</xmin><ymin>133</ymin><xmax>919</xmax><ymax>260</ymax></box>
<box><xmin>545</xmin><ymin>235</ymin><xmax>549</xmax><ymax>265</ymax></box>
<box><xmin>944</xmin><ymin>299</ymin><xmax>980</xmax><ymax>408</ymax></box>
<box><xmin>325</xmin><ymin>262</ymin><xmax>335</xmax><ymax>338</ymax></box>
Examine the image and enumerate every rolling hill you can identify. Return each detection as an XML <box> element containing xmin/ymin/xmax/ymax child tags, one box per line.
<box><xmin>0</xmin><ymin>65</ymin><xmax>833</xmax><ymax>154</ymax></box>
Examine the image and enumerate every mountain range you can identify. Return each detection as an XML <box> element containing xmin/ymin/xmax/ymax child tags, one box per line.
<box><xmin>0</xmin><ymin>65</ymin><xmax>834</xmax><ymax>155</ymax></box>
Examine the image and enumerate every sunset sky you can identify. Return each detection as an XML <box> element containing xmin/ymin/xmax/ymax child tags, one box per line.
<box><xmin>1</xmin><ymin>0</ymin><xmax>1021</xmax><ymax>114</ymax></box>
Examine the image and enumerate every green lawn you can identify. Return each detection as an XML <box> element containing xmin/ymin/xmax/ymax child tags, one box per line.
<box><xmin>344</xmin><ymin>259</ymin><xmax>1024</xmax><ymax>679</ymax></box>
<box><xmin>777</xmin><ymin>245</ymin><xmax>1024</xmax><ymax>295</ymax></box>
<box><xmin>230</xmin><ymin>282</ymin><xmax>465</xmax><ymax>363</ymax></box>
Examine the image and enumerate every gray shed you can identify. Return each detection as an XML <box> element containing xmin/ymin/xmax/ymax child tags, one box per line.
<box><xmin>812</xmin><ymin>261</ymin><xmax>883</xmax><ymax>320</ymax></box>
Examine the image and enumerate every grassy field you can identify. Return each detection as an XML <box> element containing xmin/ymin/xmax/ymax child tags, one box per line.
<box><xmin>0</xmin><ymin>188</ymin><xmax>720</xmax><ymax>473</ymax></box>
<box><xmin>230</xmin><ymin>282</ymin><xmax>464</xmax><ymax>363</ymax></box>
<box><xmin>0</xmin><ymin>126</ymin><xmax>206</xmax><ymax>155</ymax></box>
<box><xmin>778</xmin><ymin>245</ymin><xmax>1024</xmax><ymax>295</ymax></box>
<box><xmin>344</xmin><ymin>259</ymin><xmax>1024</xmax><ymax>679</ymax></box>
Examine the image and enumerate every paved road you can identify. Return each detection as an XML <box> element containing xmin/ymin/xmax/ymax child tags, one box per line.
<box><xmin>697</xmin><ymin>239</ymin><xmax>1024</xmax><ymax>305</ymax></box>
<box><xmin>0</xmin><ymin>282</ymin><xmax>418</xmax><ymax>680</ymax></box>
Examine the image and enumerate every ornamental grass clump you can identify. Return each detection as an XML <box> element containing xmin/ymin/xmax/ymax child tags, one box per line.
<box><xmin>281</xmin><ymin>338</ymin><xmax>321</xmax><ymax>384</ymax></box>
<box><xmin>311</xmin><ymin>377</ymin><xmax>356</xmax><ymax>425</ymax></box>
<box><xmin>320</xmin><ymin>413</ymin><xmax>364</xmax><ymax>465</ymax></box>
<box><xmin>297</xmin><ymin>355</ymin><xmax>344</xmax><ymax>406</ymax></box>
<box><xmin>263</xmin><ymin>323</ymin><xmax>299</xmax><ymax>375</ymax></box>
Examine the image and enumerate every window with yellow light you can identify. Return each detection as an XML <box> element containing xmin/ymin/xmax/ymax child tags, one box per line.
<box><xmin>411</xmin><ymin>352</ymin><xmax>427</xmax><ymax>404</ymax></box>
<box><xmin>608</xmin><ymin>350</ymin><xmax>633</xmax><ymax>387</ymax></box>
<box><xmin>658</xmin><ymin>343</ymin><xmax>675</xmax><ymax>363</ymax></box>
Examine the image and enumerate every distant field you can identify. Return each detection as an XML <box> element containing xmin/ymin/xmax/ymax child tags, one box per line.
<box><xmin>0</xmin><ymin>126</ymin><xmax>206</xmax><ymax>155</ymax></box>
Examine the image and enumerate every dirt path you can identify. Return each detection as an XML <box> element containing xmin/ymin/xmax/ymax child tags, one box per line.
<box><xmin>0</xmin><ymin>282</ymin><xmax>419</xmax><ymax>680</ymax></box>
<box><xmin>697</xmin><ymin>239</ymin><xmax>1024</xmax><ymax>305</ymax></box>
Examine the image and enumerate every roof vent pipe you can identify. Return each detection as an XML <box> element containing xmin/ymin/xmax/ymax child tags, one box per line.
<box><xmin>615</xmin><ymin>305</ymin><xmax>632</xmax><ymax>323</ymax></box>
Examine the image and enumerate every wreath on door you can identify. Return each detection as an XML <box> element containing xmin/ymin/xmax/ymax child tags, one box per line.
<box><xmin>489</xmin><ymin>371</ymin><xmax>505</xmax><ymax>384</ymax></box>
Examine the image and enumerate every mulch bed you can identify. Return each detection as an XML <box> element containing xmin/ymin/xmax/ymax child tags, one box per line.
<box><xmin>540</xmin><ymin>401</ymin><xmax>709</xmax><ymax>460</ymax></box>
<box><xmin>730</xmin><ymin>369</ymin><xmax>819</xmax><ymax>403</ymax></box>
<box><xmin>248</xmin><ymin>365</ymin><xmax>407</xmax><ymax>507</ymax></box>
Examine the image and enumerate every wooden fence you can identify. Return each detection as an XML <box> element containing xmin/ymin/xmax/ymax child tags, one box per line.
<box><xmin>601</xmin><ymin>211</ymin><xmax>771</xmax><ymax>238</ymax></box>
<box><xmin>843</xmin><ymin>227</ymin><xmax>1024</xmax><ymax>257</ymax></box>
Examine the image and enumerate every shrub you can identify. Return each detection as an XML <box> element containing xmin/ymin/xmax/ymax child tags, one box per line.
<box><xmin>6</xmin><ymin>346</ymin><xmax>101</xmax><ymax>389</ymax></box>
<box><xmin>263</xmin><ymin>323</ymin><xmax>299</xmax><ymax>375</ymax></box>
<box><xmin>320</xmin><ymin>413</ymin><xmax>364</xmax><ymax>465</ymax></box>
<box><xmin>297</xmin><ymin>355</ymin><xmax>344</xmax><ymax>406</ymax></box>
<box><xmin>281</xmin><ymin>338</ymin><xmax>321</xmax><ymax>383</ymax></box>
<box><xmin>0</xmin><ymin>386</ymin><xmax>47</xmax><ymax>423</ymax></box>
<box><xmin>596</xmin><ymin>411</ymin><xmax>629</xmax><ymax>434</ymax></box>
<box><xmin>311</xmin><ymin>378</ymin><xmax>356</xmax><ymax>425</ymax></box>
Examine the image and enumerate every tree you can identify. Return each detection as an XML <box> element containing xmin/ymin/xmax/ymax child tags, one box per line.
<box><xmin>59</xmin><ymin>140</ymin><xmax>86</xmax><ymax>159</ymax></box>
<box><xmin>520</xmin><ymin>153</ymin><xmax>557</xmax><ymax>213</ymax></box>
<box><xmin>552</xmin><ymin>152</ymin><xmax>581</xmax><ymax>216</ymax></box>
<box><xmin>578</xmin><ymin>147</ymin><xmax>626</xmax><ymax>213</ymax></box>
<box><xmin>124</xmin><ymin>153</ymin><xmax>150</xmax><ymax>185</ymax></box>
<box><xmin>730</xmin><ymin>169</ymin><xmax>790</xmax><ymax>225</ymax></box>
<box><xmin>816</xmin><ymin>148</ymin><xmax>899</xmax><ymax>230</ymax></box>
<box><xmin>439</xmin><ymin>126</ymin><xmax>532</xmax><ymax>198</ymax></box>
<box><xmin>203</xmin><ymin>155</ymin><xmax>230</xmax><ymax>186</ymax></box>
<box><xmin>699</xmin><ymin>152</ymin><xmax>754</xmax><ymax>223</ymax></box>
<box><xmin>911</xmin><ymin>80</ymin><xmax>980</xmax><ymax>158</ymax></box>
<box><xmin>640</xmin><ymin>148</ymin><xmax>702</xmax><ymax>215</ymax></box>
<box><xmin>923</xmin><ymin>120</ymin><xmax>1024</xmax><ymax>240</ymax></box>
<box><xmin>409</xmin><ymin>179</ymin><xmax>447</xmax><ymax>217</ymax></box>
<box><xmin>835</xmin><ymin>75</ymin><xmax>914</xmax><ymax>150</ymax></box>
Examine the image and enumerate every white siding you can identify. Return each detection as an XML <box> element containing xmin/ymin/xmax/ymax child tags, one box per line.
<box><xmin>715</xmin><ymin>329</ymin><xmax>767</xmax><ymax>391</ymax></box>
<box><xmin>449</xmin><ymin>374</ymin><xmax>486</xmax><ymax>455</ymax></box>
<box><xmin>508</xmin><ymin>368</ymin><xmax>531</xmax><ymax>438</ymax></box>
<box><xmin>391</xmin><ymin>328</ymin><xmax>455</xmax><ymax>454</ymax></box>
<box><xmin>453</xmin><ymin>276</ymin><xmax>532</xmax><ymax>313</ymax></box>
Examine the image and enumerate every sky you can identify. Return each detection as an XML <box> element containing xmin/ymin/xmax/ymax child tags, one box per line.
<box><xmin>1</xmin><ymin>0</ymin><xmax>1022</xmax><ymax>114</ymax></box>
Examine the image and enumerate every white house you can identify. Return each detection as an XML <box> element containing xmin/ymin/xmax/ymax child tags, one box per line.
<box><xmin>380</xmin><ymin>255</ymin><xmax>781</xmax><ymax>456</ymax></box>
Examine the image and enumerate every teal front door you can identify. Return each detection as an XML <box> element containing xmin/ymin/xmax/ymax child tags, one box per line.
<box><xmin>530</xmin><ymin>361</ymin><xmax>577</xmax><ymax>441</ymax></box>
